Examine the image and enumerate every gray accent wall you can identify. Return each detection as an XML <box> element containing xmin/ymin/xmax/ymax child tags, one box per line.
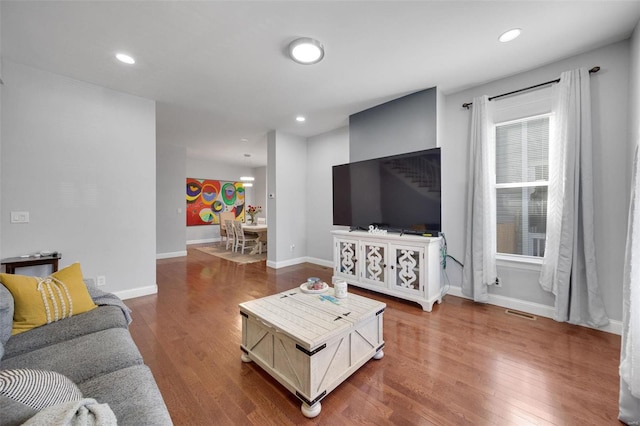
<box><xmin>1</xmin><ymin>61</ymin><xmax>156</xmax><ymax>294</ymax></box>
<box><xmin>307</xmin><ymin>88</ymin><xmax>438</xmax><ymax>264</ymax></box>
<box><xmin>349</xmin><ymin>87</ymin><xmax>437</xmax><ymax>162</ymax></box>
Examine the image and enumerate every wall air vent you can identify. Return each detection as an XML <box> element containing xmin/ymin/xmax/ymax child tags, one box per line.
<box><xmin>505</xmin><ymin>309</ymin><xmax>537</xmax><ymax>321</ymax></box>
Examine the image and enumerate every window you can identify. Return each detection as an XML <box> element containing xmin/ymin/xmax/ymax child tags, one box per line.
<box><xmin>495</xmin><ymin>115</ymin><xmax>550</xmax><ymax>258</ymax></box>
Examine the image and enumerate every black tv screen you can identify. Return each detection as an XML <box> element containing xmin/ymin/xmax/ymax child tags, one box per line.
<box><xmin>332</xmin><ymin>148</ymin><xmax>441</xmax><ymax>234</ymax></box>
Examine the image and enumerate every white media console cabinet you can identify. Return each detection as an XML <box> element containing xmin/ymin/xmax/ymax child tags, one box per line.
<box><xmin>331</xmin><ymin>230</ymin><xmax>443</xmax><ymax>311</ymax></box>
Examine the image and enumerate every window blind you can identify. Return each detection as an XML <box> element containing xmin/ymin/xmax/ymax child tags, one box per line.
<box><xmin>495</xmin><ymin>116</ymin><xmax>549</xmax><ymax>257</ymax></box>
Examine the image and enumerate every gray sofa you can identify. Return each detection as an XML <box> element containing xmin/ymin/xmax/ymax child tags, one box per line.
<box><xmin>0</xmin><ymin>283</ymin><xmax>172</xmax><ymax>425</ymax></box>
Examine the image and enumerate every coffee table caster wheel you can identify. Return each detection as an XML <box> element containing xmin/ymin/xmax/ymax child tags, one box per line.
<box><xmin>373</xmin><ymin>349</ymin><xmax>384</xmax><ymax>360</ymax></box>
<box><xmin>241</xmin><ymin>353</ymin><xmax>252</xmax><ymax>363</ymax></box>
<box><xmin>301</xmin><ymin>402</ymin><xmax>321</xmax><ymax>418</ymax></box>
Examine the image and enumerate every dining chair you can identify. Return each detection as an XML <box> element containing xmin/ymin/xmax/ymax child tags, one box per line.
<box><xmin>219</xmin><ymin>212</ymin><xmax>235</xmax><ymax>247</ymax></box>
<box><xmin>220</xmin><ymin>222</ymin><xmax>229</xmax><ymax>247</ymax></box>
<box><xmin>225</xmin><ymin>220</ymin><xmax>236</xmax><ymax>250</ymax></box>
<box><xmin>232</xmin><ymin>221</ymin><xmax>261</xmax><ymax>254</ymax></box>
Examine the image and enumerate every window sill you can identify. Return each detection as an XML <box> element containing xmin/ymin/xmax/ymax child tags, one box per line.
<box><xmin>496</xmin><ymin>254</ymin><xmax>543</xmax><ymax>272</ymax></box>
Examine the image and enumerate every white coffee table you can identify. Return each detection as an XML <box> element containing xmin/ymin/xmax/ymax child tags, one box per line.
<box><xmin>239</xmin><ymin>286</ymin><xmax>385</xmax><ymax>418</ymax></box>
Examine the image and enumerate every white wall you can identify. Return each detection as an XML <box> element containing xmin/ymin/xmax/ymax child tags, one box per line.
<box><xmin>442</xmin><ymin>40</ymin><xmax>631</xmax><ymax>321</ymax></box>
<box><xmin>185</xmin><ymin>158</ymin><xmax>255</xmax><ymax>244</ymax></box>
<box><xmin>267</xmin><ymin>130</ymin><xmax>307</xmax><ymax>267</ymax></box>
<box><xmin>267</xmin><ymin>131</ymin><xmax>277</xmax><ymax>261</ymax></box>
<box><xmin>306</xmin><ymin>126</ymin><xmax>350</xmax><ymax>263</ymax></box>
<box><xmin>156</xmin><ymin>143</ymin><xmax>186</xmax><ymax>258</ymax></box>
<box><xmin>1</xmin><ymin>61</ymin><xmax>156</xmax><ymax>297</ymax></box>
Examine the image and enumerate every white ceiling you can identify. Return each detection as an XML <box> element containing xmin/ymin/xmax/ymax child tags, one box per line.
<box><xmin>3</xmin><ymin>1</ymin><xmax>640</xmax><ymax>167</ymax></box>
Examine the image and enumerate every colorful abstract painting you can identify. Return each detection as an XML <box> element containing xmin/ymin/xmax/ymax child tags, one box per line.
<box><xmin>186</xmin><ymin>178</ymin><xmax>245</xmax><ymax>226</ymax></box>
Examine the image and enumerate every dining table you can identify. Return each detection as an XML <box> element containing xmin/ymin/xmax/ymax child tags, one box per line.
<box><xmin>242</xmin><ymin>224</ymin><xmax>267</xmax><ymax>255</ymax></box>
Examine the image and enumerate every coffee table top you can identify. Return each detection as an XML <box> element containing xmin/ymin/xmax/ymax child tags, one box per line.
<box><xmin>239</xmin><ymin>286</ymin><xmax>385</xmax><ymax>349</ymax></box>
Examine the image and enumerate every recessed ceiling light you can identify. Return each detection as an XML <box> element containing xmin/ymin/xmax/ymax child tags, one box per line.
<box><xmin>288</xmin><ymin>38</ymin><xmax>325</xmax><ymax>65</ymax></box>
<box><xmin>296</xmin><ymin>116</ymin><xmax>306</xmax><ymax>122</ymax></box>
<box><xmin>116</xmin><ymin>53</ymin><xmax>135</xmax><ymax>64</ymax></box>
<box><xmin>499</xmin><ymin>28</ymin><xmax>521</xmax><ymax>43</ymax></box>
<box><xmin>241</xmin><ymin>138</ymin><xmax>249</xmax><ymax>143</ymax></box>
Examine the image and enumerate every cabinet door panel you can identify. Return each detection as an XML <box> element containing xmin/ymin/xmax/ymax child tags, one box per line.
<box><xmin>336</xmin><ymin>238</ymin><xmax>358</xmax><ymax>279</ymax></box>
<box><xmin>361</xmin><ymin>242</ymin><xmax>387</xmax><ymax>287</ymax></box>
<box><xmin>390</xmin><ymin>245</ymin><xmax>424</xmax><ymax>295</ymax></box>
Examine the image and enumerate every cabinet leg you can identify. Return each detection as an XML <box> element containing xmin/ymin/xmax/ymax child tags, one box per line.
<box><xmin>419</xmin><ymin>301</ymin><xmax>433</xmax><ymax>312</ymax></box>
<box><xmin>373</xmin><ymin>349</ymin><xmax>384</xmax><ymax>360</ymax></box>
<box><xmin>241</xmin><ymin>353</ymin><xmax>252</xmax><ymax>363</ymax></box>
<box><xmin>301</xmin><ymin>401</ymin><xmax>321</xmax><ymax>418</ymax></box>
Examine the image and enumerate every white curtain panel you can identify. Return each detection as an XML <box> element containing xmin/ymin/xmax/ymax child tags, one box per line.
<box><xmin>619</xmin><ymin>144</ymin><xmax>640</xmax><ymax>423</ymax></box>
<box><xmin>538</xmin><ymin>68</ymin><xmax>608</xmax><ymax>326</ymax></box>
<box><xmin>462</xmin><ymin>95</ymin><xmax>496</xmax><ymax>303</ymax></box>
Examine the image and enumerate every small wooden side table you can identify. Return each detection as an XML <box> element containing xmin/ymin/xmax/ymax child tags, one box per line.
<box><xmin>1</xmin><ymin>254</ymin><xmax>62</xmax><ymax>274</ymax></box>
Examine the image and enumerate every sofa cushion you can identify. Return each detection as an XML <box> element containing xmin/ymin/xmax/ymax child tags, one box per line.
<box><xmin>0</xmin><ymin>263</ymin><xmax>97</xmax><ymax>335</ymax></box>
<box><xmin>0</xmin><ymin>368</ymin><xmax>83</xmax><ymax>426</ymax></box>
<box><xmin>2</xmin><ymin>328</ymin><xmax>144</xmax><ymax>384</ymax></box>
<box><xmin>3</xmin><ymin>305</ymin><xmax>128</xmax><ymax>360</ymax></box>
<box><xmin>0</xmin><ymin>283</ymin><xmax>14</xmax><ymax>362</ymax></box>
<box><xmin>78</xmin><ymin>365</ymin><xmax>172</xmax><ymax>425</ymax></box>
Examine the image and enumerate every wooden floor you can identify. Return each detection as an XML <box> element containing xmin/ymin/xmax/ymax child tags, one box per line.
<box><xmin>126</xmin><ymin>246</ymin><xmax>622</xmax><ymax>425</ymax></box>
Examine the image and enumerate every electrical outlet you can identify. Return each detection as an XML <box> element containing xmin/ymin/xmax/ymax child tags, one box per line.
<box><xmin>290</xmin><ymin>244</ymin><xmax>295</xmax><ymax>252</ymax></box>
<box><xmin>494</xmin><ymin>277</ymin><xmax>502</xmax><ymax>287</ymax></box>
<box><xmin>96</xmin><ymin>276</ymin><xmax>106</xmax><ymax>287</ymax></box>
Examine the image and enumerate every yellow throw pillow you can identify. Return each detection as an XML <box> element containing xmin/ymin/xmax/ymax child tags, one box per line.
<box><xmin>0</xmin><ymin>263</ymin><xmax>97</xmax><ymax>335</ymax></box>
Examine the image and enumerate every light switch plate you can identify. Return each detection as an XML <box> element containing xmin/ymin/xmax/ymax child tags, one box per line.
<box><xmin>10</xmin><ymin>211</ymin><xmax>29</xmax><ymax>224</ymax></box>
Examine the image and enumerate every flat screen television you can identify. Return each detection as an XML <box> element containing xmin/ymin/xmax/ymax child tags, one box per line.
<box><xmin>332</xmin><ymin>148</ymin><xmax>441</xmax><ymax>235</ymax></box>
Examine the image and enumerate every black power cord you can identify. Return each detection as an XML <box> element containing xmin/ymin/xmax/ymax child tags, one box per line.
<box><xmin>440</xmin><ymin>232</ymin><xmax>463</xmax><ymax>269</ymax></box>
<box><xmin>439</xmin><ymin>232</ymin><xmax>463</xmax><ymax>298</ymax></box>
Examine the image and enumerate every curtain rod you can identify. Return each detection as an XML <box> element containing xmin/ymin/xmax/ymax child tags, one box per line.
<box><xmin>461</xmin><ymin>66</ymin><xmax>600</xmax><ymax>109</ymax></box>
